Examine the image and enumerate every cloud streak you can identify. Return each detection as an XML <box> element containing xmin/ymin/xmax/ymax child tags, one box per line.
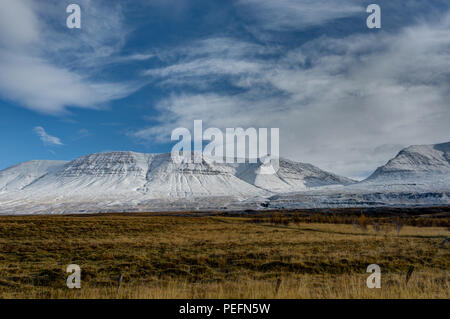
<box><xmin>34</xmin><ymin>126</ymin><xmax>64</xmax><ymax>146</ymax></box>
<box><xmin>236</xmin><ymin>0</ymin><xmax>364</xmax><ymax>30</ymax></box>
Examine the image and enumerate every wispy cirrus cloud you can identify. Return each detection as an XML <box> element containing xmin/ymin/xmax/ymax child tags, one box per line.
<box><xmin>236</xmin><ymin>0</ymin><xmax>364</xmax><ymax>30</ymax></box>
<box><xmin>72</xmin><ymin>128</ymin><xmax>90</xmax><ymax>140</ymax></box>
<box><xmin>33</xmin><ymin>126</ymin><xmax>64</xmax><ymax>146</ymax></box>
<box><xmin>143</xmin><ymin>37</ymin><xmax>276</xmax><ymax>89</ymax></box>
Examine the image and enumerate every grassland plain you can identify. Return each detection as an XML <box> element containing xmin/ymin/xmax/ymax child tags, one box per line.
<box><xmin>0</xmin><ymin>212</ymin><xmax>448</xmax><ymax>299</ymax></box>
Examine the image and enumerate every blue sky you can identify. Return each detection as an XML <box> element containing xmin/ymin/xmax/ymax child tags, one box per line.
<box><xmin>1</xmin><ymin>0</ymin><xmax>450</xmax><ymax>179</ymax></box>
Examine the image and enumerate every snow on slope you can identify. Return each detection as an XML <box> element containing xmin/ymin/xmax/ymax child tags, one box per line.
<box><xmin>0</xmin><ymin>160</ymin><xmax>67</xmax><ymax>193</ymax></box>
<box><xmin>139</xmin><ymin>153</ymin><xmax>267</xmax><ymax>198</ymax></box>
<box><xmin>267</xmin><ymin>142</ymin><xmax>450</xmax><ymax>209</ymax></box>
<box><xmin>1</xmin><ymin>151</ymin><xmax>353</xmax><ymax>198</ymax></box>
<box><xmin>29</xmin><ymin>152</ymin><xmax>152</xmax><ymax>195</ymax></box>
<box><xmin>366</xmin><ymin>142</ymin><xmax>450</xmax><ymax>183</ymax></box>
<box><xmin>0</xmin><ymin>151</ymin><xmax>353</xmax><ymax>214</ymax></box>
<box><xmin>235</xmin><ymin>158</ymin><xmax>354</xmax><ymax>192</ymax></box>
<box><xmin>1</xmin><ymin>143</ymin><xmax>449</xmax><ymax>214</ymax></box>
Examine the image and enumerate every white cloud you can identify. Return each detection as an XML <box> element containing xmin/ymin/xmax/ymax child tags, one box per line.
<box><xmin>126</xmin><ymin>54</ymin><xmax>155</xmax><ymax>61</ymax></box>
<box><xmin>0</xmin><ymin>51</ymin><xmax>136</xmax><ymax>114</ymax></box>
<box><xmin>0</xmin><ymin>0</ymin><xmax>139</xmax><ymax>114</ymax></box>
<box><xmin>144</xmin><ymin>37</ymin><xmax>276</xmax><ymax>89</ymax></box>
<box><xmin>33</xmin><ymin>126</ymin><xmax>64</xmax><ymax>146</ymax></box>
<box><xmin>145</xmin><ymin>58</ymin><xmax>264</xmax><ymax>84</ymax></box>
<box><xmin>236</xmin><ymin>0</ymin><xmax>364</xmax><ymax>30</ymax></box>
<box><xmin>0</xmin><ymin>0</ymin><xmax>39</xmax><ymax>48</ymax></box>
<box><xmin>137</xmin><ymin>15</ymin><xmax>450</xmax><ymax>179</ymax></box>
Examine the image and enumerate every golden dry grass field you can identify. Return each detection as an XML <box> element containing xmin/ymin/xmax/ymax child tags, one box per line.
<box><xmin>0</xmin><ymin>212</ymin><xmax>448</xmax><ymax>299</ymax></box>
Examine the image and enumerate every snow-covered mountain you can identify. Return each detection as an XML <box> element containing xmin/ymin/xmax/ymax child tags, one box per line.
<box><xmin>0</xmin><ymin>160</ymin><xmax>67</xmax><ymax>193</ymax></box>
<box><xmin>0</xmin><ymin>143</ymin><xmax>449</xmax><ymax>214</ymax></box>
<box><xmin>0</xmin><ymin>151</ymin><xmax>353</xmax><ymax>214</ymax></box>
<box><xmin>267</xmin><ymin>142</ymin><xmax>450</xmax><ymax>209</ymax></box>
<box><xmin>366</xmin><ymin>142</ymin><xmax>450</xmax><ymax>182</ymax></box>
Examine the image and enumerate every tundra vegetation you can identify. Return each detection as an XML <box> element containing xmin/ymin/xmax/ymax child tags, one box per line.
<box><xmin>0</xmin><ymin>211</ymin><xmax>448</xmax><ymax>299</ymax></box>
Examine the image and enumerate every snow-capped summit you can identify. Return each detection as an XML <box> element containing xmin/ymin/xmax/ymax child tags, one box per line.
<box><xmin>0</xmin><ymin>151</ymin><xmax>354</xmax><ymax>214</ymax></box>
<box><xmin>4</xmin><ymin>151</ymin><xmax>354</xmax><ymax>196</ymax></box>
<box><xmin>258</xmin><ymin>142</ymin><xmax>450</xmax><ymax>210</ymax></box>
<box><xmin>366</xmin><ymin>142</ymin><xmax>450</xmax><ymax>182</ymax></box>
<box><xmin>0</xmin><ymin>144</ymin><xmax>448</xmax><ymax>214</ymax></box>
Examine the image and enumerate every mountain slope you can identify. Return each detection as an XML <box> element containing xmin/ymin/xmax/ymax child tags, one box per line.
<box><xmin>267</xmin><ymin>142</ymin><xmax>450</xmax><ymax>209</ymax></box>
<box><xmin>2</xmin><ymin>152</ymin><xmax>354</xmax><ymax>198</ymax></box>
<box><xmin>366</xmin><ymin>142</ymin><xmax>450</xmax><ymax>182</ymax></box>
<box><xmin>235</xmin><ymin>158</ymin><xmax>354</xmax><ymax>192</ymax></box>
<box><xmin>0</xmin><ymin>160</ymin><xmax>67</xmax><ymax>193</ymax></box>
<box><xmin>1</xmin><ymin>143</ymin><xmax>449</xmax><ymax>214</ymax></box>
<box><xmin>0</xmin><ymin>151</ymin><xmax>354</xmax><ymax>214</ymax></box>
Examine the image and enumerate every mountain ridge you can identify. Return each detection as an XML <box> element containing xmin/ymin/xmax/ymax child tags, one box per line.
<box><xmin>0</xmin><ymin>151</ymin><xmax>353</xmax><ymax>196</ymax></box>
<box><xmin>365</xmin><ymin>141</ymin><xmax>450</xmax><ymax>182</ymax></box>
<box><xmin>1</xmin><ymin>143</ymin><xmax>449</xmax><ymax>214</ymax></box>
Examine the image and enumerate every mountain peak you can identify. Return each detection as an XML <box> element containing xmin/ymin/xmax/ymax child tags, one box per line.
<box><xmin>0</xmin><ymin>144</ymin><xmax>449</xmax><ymax>214</ymax></box>
<box><xmin>0</xmin><ymin>151</ymin><xmax>352</xmax><ymax>207</ymax></box>
<box><xmin>366</xmin><ymin>142</ymin><xmax>450</xmax><ymax>181</ymax></box>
